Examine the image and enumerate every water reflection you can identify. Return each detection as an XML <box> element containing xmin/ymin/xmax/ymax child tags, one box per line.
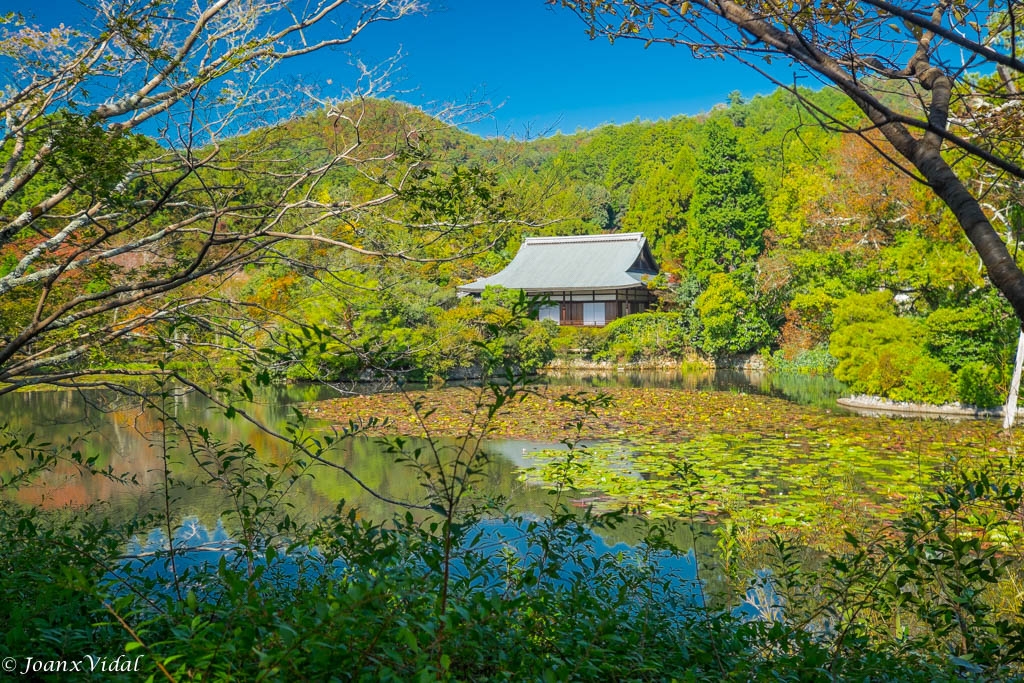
<box><xmin>0</xmin><ymin>370</ymin><xmax>846</xmax><ymax>599</ymax></box>
<box><xmin>0</xmin><ymin>386</ymin><xmax>667</xmax><ymax>511</ymax></box>
<box><xmin>3</xmin><ymin>385</ymin><xmax>739</xmax><ymax>582</ymax></box>
<box><xmin>118</xmin><ymin>515</ymin><xmax>711</xmax><ymax>610</ymax></box>
<box><xmin>543</xmin><ymin>368</ymin><xmax>849</xmax><ymax>410</ymax></box>
<box><xmin>1</xmin><ymin>371</ymin><xmax>847</xmax><ymax>518</ymax></box>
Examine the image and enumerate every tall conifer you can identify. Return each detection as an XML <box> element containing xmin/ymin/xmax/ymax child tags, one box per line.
<box><xmin>685</xmin><ymin>118</ymin><xmax>770</xmax><ymax>280</ymax></box>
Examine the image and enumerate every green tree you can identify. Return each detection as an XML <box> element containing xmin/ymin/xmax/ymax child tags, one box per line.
<box><xmin>695</xmin><ymin>270</ymin><xmax>775</xmax><ymax>355</ymax></box>
<box><xmin>877</xmin><ymin>231</ymin><xmax>984</xmax><ymax>310</ymax></box>
<box><xmin>684</xmin><ymin>118</ymin><xmax>770</xmax><ymax>280</ymax></box>
<box><xmin>621</xmin><ymin>152</ymin><xmax>694</xmax><ymax>247</ymax></box>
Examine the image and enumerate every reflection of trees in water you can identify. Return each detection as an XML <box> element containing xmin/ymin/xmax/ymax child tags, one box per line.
<box><xmin>300</xmin><ymin>436</ymin><xmax>565</xmax><ymax>523</ymax></box>
<box><xmin>0</xmin><ymin>385</ymin><xmax>337</xmax><ymax>513</ymax></box>
<box><xmin>1</xmin><ymin>388</ymin><xmax>583</xmax><ymax>527</ymax></box>
<box><xmin>2</xmin><ymin>377</ymin><xmax>833</xmax><ymax>600</ymax></box>
<box><xmin>544</xmin><ymin>369</ymin><xmax>848</xmax><ymax>409</ymax></box>
<box><xmin>751</xmin><ymin>372</ymin><xmax>848</xmax><ymax>409</ymax></box>
<box><xmin>2</xmin><ymin>374</ymin><xmax>849</xmax><ymax>521</ymax></box>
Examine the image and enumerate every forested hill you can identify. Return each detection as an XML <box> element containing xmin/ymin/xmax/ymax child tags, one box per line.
<box><xmin>224</xmin><ymin>87</ymin><xmax>1012</xmax><ymax>407</ymax></box>
<box><xmin>3</xmin><ymin>88</ymin><xmax>1016</xmax><ymax>405</ymax></box>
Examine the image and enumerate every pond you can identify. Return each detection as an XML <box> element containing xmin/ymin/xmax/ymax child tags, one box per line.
<box><xmin>4</xmin><ymin>370</ymin><xmax>1017</xmax><ymax>682</ymax></box>
<box><xmin>0</xmin><ymin>369</ymin><xmax>845</xmax><ymax>519</ymax></box>
<box><xmin>0</xmin><ymin>382</ymin><xmax>546</xmax><ymax>523</ymax></box>
<box><xmin>1</xmin><ymin>368</ymin><xmax>1018</xmax><ymax>573</ymax></box>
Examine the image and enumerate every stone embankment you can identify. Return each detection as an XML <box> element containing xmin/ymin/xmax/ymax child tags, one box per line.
<box><xmin>837</xmin><ymin>395</ymin><xmax>1004</xmax><ymax>418</ymax></box>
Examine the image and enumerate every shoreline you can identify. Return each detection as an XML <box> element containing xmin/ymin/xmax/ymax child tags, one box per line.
<box><xmin>836</xmin><ymin>395</ymin><xmax>1004</xmax><ymax>419</ymax></box>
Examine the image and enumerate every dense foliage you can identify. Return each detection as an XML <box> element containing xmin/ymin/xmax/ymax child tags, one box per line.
<box><xmin>5</xmin><ymin>72</ymin><xmax>1018</xmax><ymax>406</ymax></box>
<box><xmin>7</xmin><ymin>2</ymin><xmax>1024</xmax><ymax>680</ymax></box>
<box><xmin>147</xmin><ymin>94</ymin><xmax>1017</xmax><ymax>406</ymax></box>
<box><xmin>1</xmin><ymin>380</ymin><xmax>1023</xmax><ymax>681</ymax></box>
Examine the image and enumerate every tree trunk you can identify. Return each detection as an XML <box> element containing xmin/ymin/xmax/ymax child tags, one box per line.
<box><xmin>912</xmin><ymin>149</ymin><xmax>1024</xmax><ymax>325</ymax></box>
<box><xmin>1004</xmin><ymin>329</ymin><xmax>1024</xmax><ymax>429</ymax></box>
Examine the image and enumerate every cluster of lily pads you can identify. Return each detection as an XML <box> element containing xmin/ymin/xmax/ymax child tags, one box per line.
<box><xmin>317</xmin><ymin>385</ymin><xmax>1022</xmax><ymax>544</ymax></box>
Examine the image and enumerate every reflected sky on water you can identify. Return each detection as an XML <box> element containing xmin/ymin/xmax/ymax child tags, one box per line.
<box><xmin>0</xmin><ymin>369</ymin><xmax>847</xmax><ymax>603</ymax></box>
<box><xmin>0</xmin><ymin>369</ymin><xmax>847</xmax><ymax>518</ymax></box>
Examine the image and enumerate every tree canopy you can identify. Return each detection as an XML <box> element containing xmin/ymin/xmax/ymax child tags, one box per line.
<box><xmin>685</xmin><ymin>117</ymin><xmax>769</xmax><ymax>279</ymax></box>
<box><xmin>551</xmin><ymin>0</ymin><xmax>1024</xmax><ymax>325</ymax></box>
<box><xmin>3</xmin><ymin>0</ymin><xmax>1021</xmax><ymax>407</ymax></box>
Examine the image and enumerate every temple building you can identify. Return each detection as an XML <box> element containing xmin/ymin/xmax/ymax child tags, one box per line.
<box><xmin>457</xmin><ymin>233</ymin><xmax>659</xmax><ymax>326</ymax></box>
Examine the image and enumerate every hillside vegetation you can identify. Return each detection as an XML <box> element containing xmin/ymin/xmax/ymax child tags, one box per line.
<box><xmin>4</xmin><ymin>90</ymin><xmax>1017</xmax><ymax>404</ymax></box>
<box><xmin>264</xmin><ymin>91</ymin><xmax>1020</xmax><ymax>405</ymax></box>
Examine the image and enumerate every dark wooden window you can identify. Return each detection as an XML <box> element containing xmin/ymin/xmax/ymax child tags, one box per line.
<box><xmin>561</xmin><ymin>302</ymin><xmax>584</xmax><ymax>325</ymax></box>
<box><xmin>605</xmin><ymin>301</ymin><xmax>620</xmax><ymax>322</ymax></box>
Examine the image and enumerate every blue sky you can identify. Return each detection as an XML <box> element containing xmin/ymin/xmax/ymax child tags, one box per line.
<box><xmin>11</xmin><ymin>0</ymin><xmax>788</xmax><ymax>137</ymax></box>
<box><xmin>345</xmin><ymin>0</ymin><xmax>781</xmax><ymax>136</ymax></box>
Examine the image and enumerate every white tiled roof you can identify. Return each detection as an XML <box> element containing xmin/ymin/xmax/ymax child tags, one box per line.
<box><xmin>458</xmin><ymin>232</ymin><xmax>658</xmax><ymax>293</ymax></box>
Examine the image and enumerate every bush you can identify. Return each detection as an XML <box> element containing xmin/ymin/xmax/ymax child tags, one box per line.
<box><xmin>504</xmin><ymin>319</ymin><xmax>558</xmax><ymax>374</ymax></box>
<box><xmin>926</xmin><ymin>302</ymin><xmax>1017</xmax><ymax>371</ymax></box>
<box><xmin>830</xmin><ymin>292</ymin><xmax>956</xmax><ymax>404</ymax></box>
<box><xmin>592</xmin><ymin>312</ymin><xmax>690</xmax><ymax>362</ymax></box>
<box><xmin>892</xmin><ymin>353</ymin><xmax>955</xmax><ymax>404</ymax></box>
<box><xmin>956</xmin><ymin>361</ymin><xmax>1003</xmax><ymax>408</ymax></box>
<box><xmin>827</xmin><ymin>291</ymin><xmax>1018</xmax><ymax>406</ymax></box>
<box><xmin>550</xmin><ymin>325</ymin><xmax>604</xmax><ymax>357</ymax></box>
<box><xmin>694</xmin><ymin>272</ymin><xmax>776</xmax><ymax>356</ymax></box>
<box><xmin>767</xmin><ymin>345</ymin><xmax>837</xmax><ymax>375</ymax></box>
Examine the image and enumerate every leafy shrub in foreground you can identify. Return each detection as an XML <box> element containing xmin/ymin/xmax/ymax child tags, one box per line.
<box><xmin>3</xmin><ymin>467</ymin><xmax>1023</xmax><ymax>681</ymax></box>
